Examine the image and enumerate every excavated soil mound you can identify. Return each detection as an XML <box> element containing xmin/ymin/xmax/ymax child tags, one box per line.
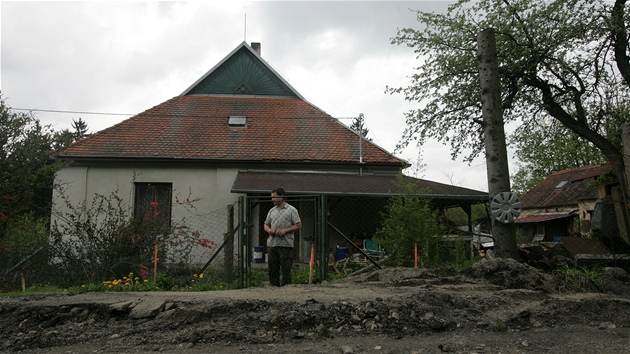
<box><xmin>1</xmin><ymin>259</ymin><xmax>629</xmax><ymax>353</ymax></box>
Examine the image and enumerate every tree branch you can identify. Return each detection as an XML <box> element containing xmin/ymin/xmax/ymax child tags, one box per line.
<box><xmin>612</xmin><ymin>0</ymin><xmax>630</xmax><ymax>86</ymax></box>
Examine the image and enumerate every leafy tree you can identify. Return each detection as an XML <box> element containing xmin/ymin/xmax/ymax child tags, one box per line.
<box><xmin>349</xmin><ymin>113</ymin><xmax>372</xmax><ymax>141</ymax></box>
<box><xmin>511</xmin><ymin>118</ymin><xmax>607</xmax><ymax>194</ymax></box>
<box><xmin>0</xmin><ymin>95</ymin><xmax>68</xmax><ymax>278</ymax></box>
<box><xmin>53</xmin><ymin>129</ymin><xmax>74</xmax><ymax>150</ymax></box>
<box><xmin>0</xmin><ymin>96</ymin><xmax>62</xmax><ymax>222</ymax></box>
<box><xmin>53</xmin><ymin>118</ymin><xmax>90</xmax><ymax>149</ymax></box>
<box><xmin>71</xmin><ymin>118</ymin><xmax>89</xmax><ymax>140</ymax></box>
<box><xmin>403</xmin><ymin>147</ymin><xmax>427</xmax><ymax>178</ymax></box>
<box><xmin>389</xmin><ymin>0</ymin><xmax>630</xmax><ymax>232</ymax></box>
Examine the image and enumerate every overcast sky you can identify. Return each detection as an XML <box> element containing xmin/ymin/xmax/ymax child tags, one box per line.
<box><xmin>1</xmin><ymin>0</ymin><xmax>492</xmax><ymax>191</ymax></box>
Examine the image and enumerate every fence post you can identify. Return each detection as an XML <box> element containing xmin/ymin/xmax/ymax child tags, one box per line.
<box><xmin>153</xmin><ymin>241</ymin><xmax>159</xmax><ymax>285</ymax></box>
<box><xmin>225</xmin><ymin>204</ymin><xmax>234</xmax><ymax>283</ymax></box>
<box><xmin>237</xmin><ymin>196</ymin><xmax>246</xmax><ymax>288</ymax></box>
<box><xmin>309</xmin><ymin>243</ymin><xmax>315</xmax><ymax>284</ymax></box>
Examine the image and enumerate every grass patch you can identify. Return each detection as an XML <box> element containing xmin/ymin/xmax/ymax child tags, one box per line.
<box><xmin>553</xmin><ymin>264</ymin><xmax>602</xmax><ymax>293</ymax></box>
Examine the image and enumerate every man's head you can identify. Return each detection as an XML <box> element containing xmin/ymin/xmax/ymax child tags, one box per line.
<box><xmin>271</xmin><ymin>187</ymin><xmax>286</xmax><ymax>207</ymax></box>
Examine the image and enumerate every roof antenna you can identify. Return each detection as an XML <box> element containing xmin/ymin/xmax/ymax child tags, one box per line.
<box><xmin>358</xmin><ymin>113</ymin><xmax>365</xmax><ymax>175</ymax></box>
<box><xmin>358</xmin><ymin>113</ymin><xmax>364</xmax><ymax>165</ymax></box>
<box><xmin>244</xmin><ymin>14</ymin><xmax>247</xmax><ymax>41</ymax></box>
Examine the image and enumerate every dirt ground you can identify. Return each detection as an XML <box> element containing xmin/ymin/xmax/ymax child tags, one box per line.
<box><xmin>1</xmin><ymin>258</ymin><xmax>630</xmax><ymax>354</ymax></box>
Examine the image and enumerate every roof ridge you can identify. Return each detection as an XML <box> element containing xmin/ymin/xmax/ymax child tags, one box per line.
<box><xmin>549</xmin><ymin>163</ymin><xmax>611</xmax><ymax>176</ymax></box>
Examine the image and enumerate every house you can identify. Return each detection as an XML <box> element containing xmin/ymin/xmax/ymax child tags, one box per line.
<box><xmin>52</xmin><ymin>42</ymin><xmax>488</xmax><ymax>272</ymax></box>
<box><xmin>516</xmin><ymin>163</ymin><xmax>615</xmax><ymax>242</ymax></box>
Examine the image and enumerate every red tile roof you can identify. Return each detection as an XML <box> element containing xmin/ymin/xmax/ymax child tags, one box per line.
<box><xmin>56</xmin><ymin>95</ymin><xmax>404</xmax><ymax>166</ymax></box>
<box><xmin>519</xmin><ymin>164</ymin><xmax>613</xmax><ymax>209</ymax></box>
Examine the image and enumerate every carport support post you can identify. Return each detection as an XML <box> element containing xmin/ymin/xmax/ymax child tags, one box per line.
<box><xmin>477</xmin><ymin>28</ymin><xmax>520</xmax><ymax>260</ymax></box>
<box><xmin>225</xmin><ymin>204</ymin><xmax>234</xmax><ymax>283</ymax></box>
<box><xmin>319</xmin><ymin>195</ymin><xmax>329</xmax><ymax>280</ymax></box>
<box><xmin>461</xmin><ymin>202</ymin><xmax>475</xmax><ymax>259</ymax></box>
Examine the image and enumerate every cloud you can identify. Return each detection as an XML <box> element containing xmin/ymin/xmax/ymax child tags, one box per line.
<box><xmin>1</xmin><ymin>1</ymin><xmax>490</xmax><ymax>191</ymax></box>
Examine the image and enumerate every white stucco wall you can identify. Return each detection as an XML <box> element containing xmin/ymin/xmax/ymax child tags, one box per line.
<box><xmin>51</xmin><ymin>165</ymin><xmax>244</xmax><ymax>268</ymax></box>
<box><xmin>53</xmin><ymin>166</ymin><xmax>242</xmax><ymax>217</ymax></box>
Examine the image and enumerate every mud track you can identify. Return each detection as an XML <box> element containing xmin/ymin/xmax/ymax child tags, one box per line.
<box><xmin>1</xmin><ymin>259</ymin><xmax>629</xmax><ymax>353</ymax></box>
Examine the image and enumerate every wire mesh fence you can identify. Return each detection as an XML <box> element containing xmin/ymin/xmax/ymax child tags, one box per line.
<box><xmin>1</xmin><ymin>203</ymin><xmax>240</xmax><ymax>292</ymax></box>
<box><xmin>241</xmin><ymin>195</ymin><xmax>320</xmax><ymax>287</ymax></box>
<box><xmin>318</xmin><ymin>196</ymin><xmax>479</xmax><ymax>276</ymax></box>
<box><xmin>4</xmin><ymin>191</ymin><xmax>630</xmax><ymax>293</ymax></box>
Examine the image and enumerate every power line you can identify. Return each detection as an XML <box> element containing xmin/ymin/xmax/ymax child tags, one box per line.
<box><xmin>12</xmin><ymin>108</ymin><xmax>133</xmax><ymax>116</ymax></box>
<box><xmin>12</xmin><ymin>107</ymin><xmax>369</xmax><ymax>121</ymax></box>
<box><xmin>12</xmin><ymin>105</ymin><xmax>397</xmax><ymax>155</ymax></box>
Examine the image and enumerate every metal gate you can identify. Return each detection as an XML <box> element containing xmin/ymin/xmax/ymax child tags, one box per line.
<box><xmin>236</xmin><ymin>194</ymin><xmax>327</xmax><ymax>287</ymax></box>
<box><xmin>234</xmin><ymin>194</ymin><xmax>388</xmax><ymax>288</ymax></box>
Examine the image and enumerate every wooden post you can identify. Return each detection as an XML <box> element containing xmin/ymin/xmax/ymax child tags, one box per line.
<box><xmin>225</xmin><ymin>204</ymin><xmax>235</xmax><ymax>283</ymax></box>
<box><xmin>414</xmin><ymin>243</ymin><xmax>418</xmax><ymax>268</ymax></box>
<box><xmin>477</xmin><ymin>28</ymin><xmax>520</xmax><ymax>260</ymax></box>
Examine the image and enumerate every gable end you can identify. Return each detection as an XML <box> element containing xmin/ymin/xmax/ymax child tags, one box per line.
<box><xmin>183</xmin><ymin>44</ymin><xmax>300</xmax><ymax>98</ymax></box>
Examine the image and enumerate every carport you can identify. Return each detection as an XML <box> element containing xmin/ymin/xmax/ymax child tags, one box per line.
<box><xmin>231</xmin><ymin>170</ymin><xmax>488</xmax><ymax>282</ymax></box>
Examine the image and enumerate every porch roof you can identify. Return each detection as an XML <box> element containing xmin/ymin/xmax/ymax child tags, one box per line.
<box><xmin>231</xmin><ymin>170</ymin><xmax>488</xmax><ymax>201</ymax></box>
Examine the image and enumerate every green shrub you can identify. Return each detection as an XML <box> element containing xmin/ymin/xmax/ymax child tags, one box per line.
<box><xmin>48</xmin><ymin>187</ymin><xmax>203</xmax><ymax>287</ymax></box>
<box><xmin>374</xmin><ymin>174</ymin><xmax>442</xmax><ymax>267</ymax></box>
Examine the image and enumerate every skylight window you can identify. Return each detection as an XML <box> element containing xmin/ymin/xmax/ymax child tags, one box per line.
<box><xmin>228</xmin><ymin>116</ymin><xmax>247</xmax><ymax>127</ymax></box>
<box><xmin>555</xmin><ymin>180</ymin><xmax>569</xmax><ymax>189</ymax></box>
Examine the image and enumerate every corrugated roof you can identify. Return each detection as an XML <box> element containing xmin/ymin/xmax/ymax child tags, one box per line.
<box><xmin>519</xmin><ymin>164</ymin><xmax>612</xmax><ymax>209</ymax></box>
<box><xmin>231</xmin><ymin>170</ymin><xmax>488</xmax><ymax>199</ymax></box>
<box><xmin>515</xmin><ymin>213</ymin><xmax>574</xmax><ymax>224</ymax></box>
<box><xmin>561</xmin><ymin>237</ymin><xmax>611</xmax><ymax>256</ymax></box>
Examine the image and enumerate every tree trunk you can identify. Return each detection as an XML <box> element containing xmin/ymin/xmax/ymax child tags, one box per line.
<box><xmin>477</xmin><ymin>28</ymin><xmax>520</xmax><ymax>260</ymax></box>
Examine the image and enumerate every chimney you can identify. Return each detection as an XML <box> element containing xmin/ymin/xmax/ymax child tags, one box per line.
<box><xmin>251</xmin><ymin>42</ymin><xmax>261</xmax><ymax>56</ymax></box>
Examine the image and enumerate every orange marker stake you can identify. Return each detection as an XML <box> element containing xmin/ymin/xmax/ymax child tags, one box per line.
<box><xmin>153</xmin><ymin>241</ymin><xmax>159</xmax><ymax>284</ymax></box>
<box><xmin>309</xmin><ymin>243</ymin><xmax>315</xmax><ymax>284</ymax></box>
<box><xmin>414</xmin><ymin>242</ymin><xmax>418</xmax><ymax>268</ymax></box>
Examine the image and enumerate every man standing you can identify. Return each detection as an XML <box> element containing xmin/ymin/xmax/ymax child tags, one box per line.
<box><xmin>264</xmin><ymin>188</ymin><xmax>301</xmax><ymax>287</ymax></box>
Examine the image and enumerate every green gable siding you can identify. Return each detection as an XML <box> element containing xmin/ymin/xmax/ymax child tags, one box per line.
<box><xmin>186</xmin><ymin>47</ymin><xmax>299</xmax><ymax>97</ymax></box>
